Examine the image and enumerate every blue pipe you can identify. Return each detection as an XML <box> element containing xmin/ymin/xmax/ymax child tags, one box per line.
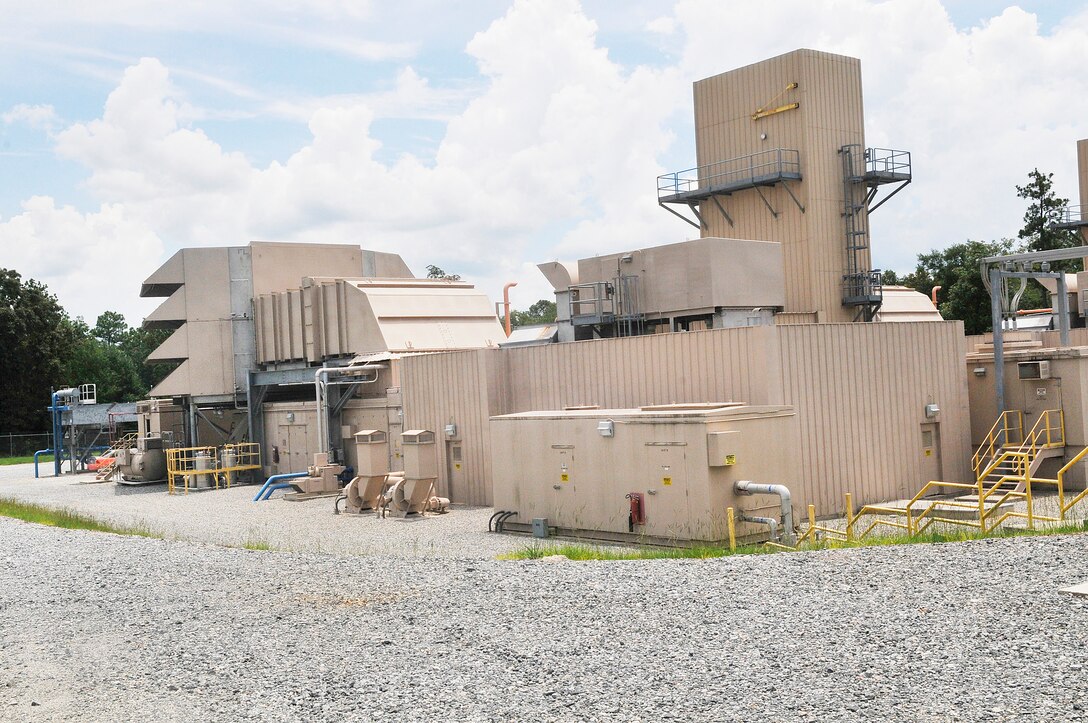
<box><xmin>33</xmin><ymin>449</ymin><xmax>53</xmax><ymax>479</ymax></box>
<box><xmin>253</xmin><ymin>472</ymin><xmax>307</xmax><ymax>502</ymax></box>
<box><xmin>258</xmin><ymin>483</ymin><xmax>295</xmax><ymax>501</ymax></box>
<box><xmin>49</xmin><ymin>389</ymin><xmax>76</xmax><ymax>477</ymax></box>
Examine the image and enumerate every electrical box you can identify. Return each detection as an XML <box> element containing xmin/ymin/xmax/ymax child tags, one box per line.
<box><xmin>532</xmin><ymin>518</ymin><xmax>550</xmax><ymax>538</ymax></box>
<box><xmin>706</xmin><ymin>431</ymin><xmax>739</xmax><ymax>467</ymax></box>
<box><xmin>353</xmin><ymin>429</ymin><xmax>389</xmax><ymax>477</ymax></box>
<box><xmin>1018</xmin><ymin>361</ymin><xmax>1051</xmax><ymax>380</ymax></box>
<box><xmin>401</xmin><ymin>429</ymin><xmax>437</xmax><ymax>479</ymax></box>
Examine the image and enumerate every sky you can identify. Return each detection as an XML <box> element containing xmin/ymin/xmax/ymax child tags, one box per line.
<box><xmin>1</xmin><ymin>0</ymin><xmax>1087</xmax><ymax>325</ymax></box>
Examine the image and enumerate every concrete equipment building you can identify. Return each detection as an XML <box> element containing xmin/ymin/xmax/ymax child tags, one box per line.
<box><xmin>127</xmin><ymin>49</ymin><xmax>1088</xmax><ymax>544</ymax></box>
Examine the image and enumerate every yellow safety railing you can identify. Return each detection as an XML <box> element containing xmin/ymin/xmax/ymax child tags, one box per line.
<box><xmin>971</xmin><ymin>410</ymin><xmax>1023</xmax><ymax>479</ymax></box>
<box><xmin>166</xmin><ymin>446</ymin><xmax>219</xmax><ymax>495</ymax></box>
<box><xmin>723</xmin><ymin>410</ymin><xmax>1081</xmax><ymax>550</ymax></box>
<box><xmin>165</xmin><ymin>443</ymin><xmax>262</xmax><ymax>495</ymax></box>
<box><xmin>217</xmin><ymin>443</ymin><xmax>261</xmax><ymax>489</ymax></box>
<box><xmin>1011</xmin><ymin>409</ymin><xmax>1064</xmax><ymax>457</ymax></box>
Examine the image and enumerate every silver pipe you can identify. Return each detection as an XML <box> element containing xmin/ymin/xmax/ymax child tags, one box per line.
<box><xmin>314</xmin><ymin>364</ymin><xmax>384</xmax><ymax>455</ymax></box>
<box><xmin>734</xmin><ymin>480</ymin><xmax>795</xmax><ymax>545</ymax></box>
<box><xmin>738</xmin><ymin>514</ymin><xmax>778</xmax><ymax>542</ymax></box>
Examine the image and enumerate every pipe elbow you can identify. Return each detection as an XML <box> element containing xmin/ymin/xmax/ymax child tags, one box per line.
<box><xmin>734</xmin><ymin>480</ymin><xmax>791</xmax><ymax>501</ymax></box>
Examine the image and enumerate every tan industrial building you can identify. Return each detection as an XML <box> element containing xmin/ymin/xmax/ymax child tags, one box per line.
<box><xmin>125</xmin><ymin>49</ymin><xmax>1088</xmax><ymax>543</ymax></box>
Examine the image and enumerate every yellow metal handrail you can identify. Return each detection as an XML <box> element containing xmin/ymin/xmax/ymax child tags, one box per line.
<box><xmin>1011</xmin><ymin>409</ymin><xmax>1064</xmax><ymax>456</ymax></box>
<box><xmin>166</xmin><ymin>446</ymin><xmax>218</xmax><ymax>495</ymax></box>
<box><xmin>972</xmin><ymin>410</ymin><xmax>1023</xmax><ymax>478</ymax></box>
<box><xmin>166</xmin><ymin>443</ymin><xmax>262</xmax><ymax>495</ymax></box>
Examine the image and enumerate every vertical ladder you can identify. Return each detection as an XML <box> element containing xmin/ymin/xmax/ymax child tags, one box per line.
<box><xmin>840</xmin><ymin>144</ymin><xmax>882</xmax><ymax>322</ymax></box>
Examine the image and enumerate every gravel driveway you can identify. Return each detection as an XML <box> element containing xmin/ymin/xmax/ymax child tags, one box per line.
<box><xmin>3</xmin><ymin>510</ymin><xmax>1088</xmax><ymax>721</ymax></box>
<box><xmin>0</xmin><ymin>464</ymin><xmax>520</xmax><ymax>559</ymax></box>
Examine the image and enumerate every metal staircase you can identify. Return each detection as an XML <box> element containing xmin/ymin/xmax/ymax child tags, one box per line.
<box><xmin>971</xmin><ymin>410</ymin><xmax>1064</xmax><ymax>492</ymax></box>
<box><xmin>92</xmin><ymin>432</ymin><xmax>138</xmax><ymax>482</ymax></box>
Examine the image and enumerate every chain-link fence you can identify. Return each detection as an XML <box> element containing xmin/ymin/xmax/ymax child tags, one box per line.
<box><xmin>0</xmin><ymin>432</ymin><xmax>53</xmax><ymax>458</ymax></box>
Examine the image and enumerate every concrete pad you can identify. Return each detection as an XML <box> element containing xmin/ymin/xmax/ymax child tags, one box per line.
<box><xmin>1059</xmin><ymin>581</ymin><xmax>1088</xmax><ymax>597</ymax></box>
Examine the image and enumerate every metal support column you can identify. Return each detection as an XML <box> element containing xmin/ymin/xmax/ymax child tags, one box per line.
<box><xmin>990</xmin><ymin>267</ymin><xmax>1005</xmax><ymax>415</ymax></box>
<box><xmin>1057</xmin><ymin>274</ymin><xmax>1071</xmax><ymax>347</ymax></box>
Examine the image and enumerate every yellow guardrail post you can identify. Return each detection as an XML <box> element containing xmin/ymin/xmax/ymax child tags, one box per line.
<box><xmin>1025</xmin><ymin>471</ymin><xmax>1034</xmax><ymax>530</ymax></box>
<box><xmin>977</xmin><ymin>475</ymin><xmax>986</xmax><ymax>534</ymax></box>
<box><xmin>844</xmin><ymin>493</ymin><xmax>854</xmax><ymax>541</ymax></box>
<box><xmin>727</xmin><ymin>507</ymin><xmax>736</xmax><ymax>552</ymax></box>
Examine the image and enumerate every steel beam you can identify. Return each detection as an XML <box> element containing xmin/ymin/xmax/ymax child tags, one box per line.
<box><xmin>990</xmin><ymin>267</ymin><xmax>1005</xmax><ymax>416</ymax></box>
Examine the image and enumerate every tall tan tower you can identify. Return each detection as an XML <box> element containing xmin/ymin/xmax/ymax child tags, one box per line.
<box><xmin>658</xmin><ymin>49</ymin><xmax>911</xmax><ymax>322</ymax></box>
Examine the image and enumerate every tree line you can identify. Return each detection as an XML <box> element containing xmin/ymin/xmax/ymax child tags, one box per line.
<box><xmin>883</xmin><ymin>169</ymin><xmax>1080</xmax><ymax>334</ymax></box>
<box><xmin>0</xmin><ymin>270</ymin><xmax>174</xmax><ymax>434</ymax></box>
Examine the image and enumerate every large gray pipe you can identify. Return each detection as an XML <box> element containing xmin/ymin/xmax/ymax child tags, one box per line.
<box><xmin>738</xmin><ymin>513</ymin><xmax>778</xmax><ymax>542</ymax></box>
<box><xmin>734</xmin><ymin>480</ymin><xmax>795</xmax><ymax>545</ymax></box>
<box><xmin>314</xmin><ymin>364</ymin><xmax>384</xmax><ymax>456</ymax></box>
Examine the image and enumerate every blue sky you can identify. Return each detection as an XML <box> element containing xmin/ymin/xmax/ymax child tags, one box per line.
<box><xmin>1</xmin><ymin>0</ymin><xmax>1086</xmax><ymax>323</ymax></box>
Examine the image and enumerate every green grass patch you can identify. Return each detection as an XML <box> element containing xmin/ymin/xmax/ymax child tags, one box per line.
<box><xmin>502</xmin><ymin>520</ymin><xmax>1088</xmax><ymax>561</ymax></box>
<box><xmin>0</xmin><ymin>497</ymin><xmax>160</xmax><ymax>538</ymax></box>
<box><xmin>500</xmin><ymin>541</ymin><xmax>773</xmax><ymax>561</ymax></box>
<box><xmin>0</xmin><ymin>455</ymin><xmax>52</xmax><ymax>466</ymax></box>
<box><xmin>241</xmin><ymin>538</ymin><xmax>275</xmax><ymax>551</ymax></box>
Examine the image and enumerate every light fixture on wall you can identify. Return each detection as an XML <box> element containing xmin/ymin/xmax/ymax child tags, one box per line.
<box><xmin>925</xmin><ymin>404</ymin><xmax>940</xmax><ymax>419</ymax></box>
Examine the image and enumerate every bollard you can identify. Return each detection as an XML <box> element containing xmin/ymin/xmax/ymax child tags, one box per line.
<box><xmin>727</xmin><ymin>507</ymin><xmax>736</xmax><ymax>552</ymax></box>
<box><xmin>845</xmin><ymin>493</ymin><xmax>854</xmax><ymax>541</ymax></box>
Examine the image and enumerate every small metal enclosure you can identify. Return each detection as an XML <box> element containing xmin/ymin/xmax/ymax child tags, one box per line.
<box><xmin>490</xmin><ymin>404</ymin><xmax>800</xmax><ymax>544</ymax></box>
<box><xmin>402</xmin><ymin>430</ymin><xmax>437</xmax><ymax>479</ymax></box>
<box><xmin>353</xmin><ymin>429</ymin><xmax>389</xmax><ymax>476</ymax></box>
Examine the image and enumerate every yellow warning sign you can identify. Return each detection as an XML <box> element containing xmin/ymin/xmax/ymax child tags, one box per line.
<box><xmin>454</xmin><ymin>463</ymin><xmax>462</xmax><ymax>470</ymax></box>
<box><xmin>924</xmin><ymin>449</ymin><xmax>933</xmax><ymax>457</ymax></box>
<box><xmin>662</xmin><ymin>476</ymin><xmax>673</xmax><ymax>486</ymax></box>
<box><xmin>725</xmin><ymin>454</ymin><xmax>737</xmax><ymax>466</ymax></box>
<box><xmin>560</xmin><ymin>473</ymin><xmax>570</xmax><ymax>482</ymax></box>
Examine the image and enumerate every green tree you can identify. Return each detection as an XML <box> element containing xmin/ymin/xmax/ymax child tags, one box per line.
<box><xmin>509</xmin><ymin>299</ymin><xmax>558</xmax><ymax>329</ymax></box>
<box><xmin>898</xmin><ymin>240</ymin><xmax>1015</xmax><ymax>335</ymax></box>
<box><xmin>889</xmin><ymin>168</ymin><xmax>1076</xmax><ymax>333</ymax></box>
<box><xmin>63</xmin><ymin>335</ymin><xmax>144</xmax><ymax>403</ymax></box>
<box><xmin>0</xmin><ymin>269</ymin><xmax>79</xmax><ymax>432</ymax></box>
<box><xmin>120</xmin><ymin>325</ymin><xmax>177</xmax><ymax>394</ymax></box>
<box><xmin>426</xmin><ymin>265</ymin><xmax>461</xmax><ymax>281</ymax></box>
<box><xmin>92</xmin><ymin>311</ymin><xmax>128</xmax><ymax>345</ymax></box>
<box><xmin>1016</xmin><ymin>169</ymin><xmax>1080</xmax><ymax>263</ymax></box>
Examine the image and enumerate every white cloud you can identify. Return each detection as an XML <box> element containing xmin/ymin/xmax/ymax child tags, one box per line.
<box><xmin>2</xmin><ymin>103</ymin><xmax>59</xmax><ymax>130</ymax></box>
<box><xmin>669</xmin><ymin>0</ymin><xmax>1088</xmax><ymax>271</ymax></box>
<box><xmin>645</xmin><ymin>16</ymin><xmax>676</xmax><ymax>35</ymax></box>
<box><xmin>25</xmin><ymin>0</ymin><xmax>685</xmax><ymax>320</ymax></box>
<box><xmin>6</xmin><ymin>0</ymin><xmax>1088</xmax><ymax>325</ymax></box>
<box><xmin>0</xmin><ymin>197</ymin><xmax>163</xmax><ymax>324</ymax></box>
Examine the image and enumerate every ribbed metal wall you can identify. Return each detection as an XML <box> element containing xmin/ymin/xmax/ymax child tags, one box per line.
<box><xmin>400</xmin><ymin>321</ymin><xmax>970</xmax><ymax>510</ymax></box>
<box><xmin>400</xmin><ymin>349</ymin><xmax>504</xmax><ymax>506</ymax></box>
<box><xmin>777</xmin><ymin>322</ymin><xmax>971</xmax><ymax>512</ymax></box>
<box><xmin>692</xmin><ymin>50</ymin><xmax>866</xmax><ymax>322</ymax></box>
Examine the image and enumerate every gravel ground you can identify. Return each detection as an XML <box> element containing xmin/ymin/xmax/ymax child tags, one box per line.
<box><xmin>5</xmin><ymin>463</ymin><xmax>1088</xmax><ymax>721</ymax></box>
<box><xmin>2</xmin><ymin>517</ymin><xmax>1088</xmax><ymax>721</ymax></box>
<box><xmin>0</xmin><ymin>464</ymin><xmax>521</xmax><ymax>559</ymax></box>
